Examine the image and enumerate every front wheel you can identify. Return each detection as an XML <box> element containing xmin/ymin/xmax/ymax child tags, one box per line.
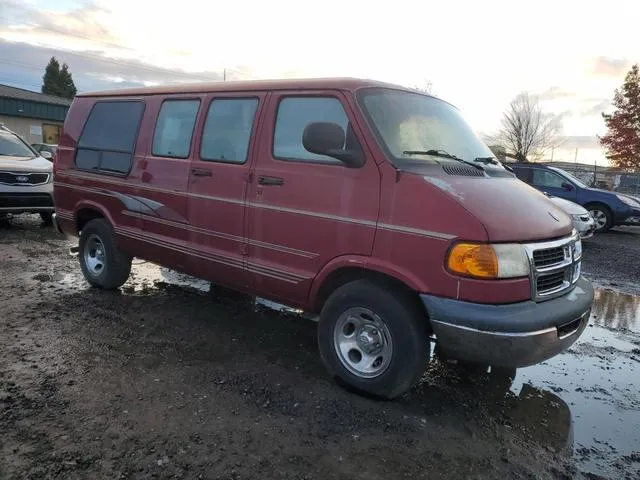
<box><xmin>317</xmin><ymin>280</ymin><xmax>429</xmax><ymax>399</ymax></box>
<box><xmin>586</xmin><ymin>204</ymin><xmax>613</xmax><ymax>233</ymax></box>
<box><xmin>79</xmin><ymin>219</ymin><xmax>132</xmax><ymax>289</ymax></box>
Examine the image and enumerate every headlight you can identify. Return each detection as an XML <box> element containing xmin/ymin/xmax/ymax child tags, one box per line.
<box><xmin>447</xmin><ymin>242</ymin><xmax>530</xmax><ymax>279</ymax></box>
<box><xmin>573</xmin><ymin>238</ymin><xmax>582</xmax><ymax>260</ymax></box>
<box><xmin>617</xmin><ymin>195</ymin><xmax>640</xmax><ymax>207</ymax></box>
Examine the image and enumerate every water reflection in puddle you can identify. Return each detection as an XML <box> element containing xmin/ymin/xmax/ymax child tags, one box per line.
<box><xmin>592</xmin><ymin>288</ymin><xmax>640</xmax><ymax>333</ymax></box>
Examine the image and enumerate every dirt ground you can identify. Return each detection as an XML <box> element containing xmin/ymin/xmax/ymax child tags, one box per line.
<box><xmin>1</xmin><ymin>216</ymin><xmax>639</xmax><ymax>480</ymax></box>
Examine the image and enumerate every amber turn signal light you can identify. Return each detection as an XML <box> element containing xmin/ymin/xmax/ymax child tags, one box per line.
<box><xmin>447</xmin><ymin>243</ymin><xmax>499</xmax><ymax>279</ymax></box>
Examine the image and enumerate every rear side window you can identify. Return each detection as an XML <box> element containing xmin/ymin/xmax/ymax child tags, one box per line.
<box><xmin>273</xmin><ymin>96</ymin><xmax>352</xmax><ymax>163</ymax></box>
<box><xmin>513</xmin><ymin>167</ymin><xmax>532</xmax><ymax>183</ymax></box>
<box><xmin>152</xmin><ymin>100</ymin><xmax>200</xmax><ymax>158</ymax></box>
<box><xmin>76</xmin><ymin>101</ymin><xmax>144</xmax><ymax>174</ymax></box>
<box><xmin>532</xmin><ymin>169</ymin><xmax>565</xmax><ymax>188</ymax></box>
<box><xmin>200</xmin><ymin>98</ymin><xmax>258</xmax><ymax>163</ymax></box>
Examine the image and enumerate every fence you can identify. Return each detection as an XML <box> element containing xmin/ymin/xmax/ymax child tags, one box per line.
<box><xmin>540</xmin><ymin>164</ymin><xmax>640</xmax><ymax>198</ymax></box>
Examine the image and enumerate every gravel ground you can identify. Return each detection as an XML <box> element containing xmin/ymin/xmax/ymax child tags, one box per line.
<box><xmin>1</xmin><ymin>216</ymin><xmax>639</xmax><ymax>480</ymax></box>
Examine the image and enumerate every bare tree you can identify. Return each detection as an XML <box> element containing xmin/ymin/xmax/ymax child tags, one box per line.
<box><xmin>496</xmin><ymin>92</ymin><xmax>560</xmax><ymax>162</ymax></box>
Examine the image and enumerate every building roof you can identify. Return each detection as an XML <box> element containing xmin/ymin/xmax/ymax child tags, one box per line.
<box><xmin>77</xmin><ymin>77</ymin><xmax>413</xmax><ymax>98</ymax></box>
<box><xmin>0</xmin><ymin>84</ymin><xmax>72</xmax><ymax>106</ymax></box>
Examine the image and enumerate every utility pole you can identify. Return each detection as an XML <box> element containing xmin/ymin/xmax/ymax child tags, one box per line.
<box><xmin>574</xmin><ymin>147</ymin><xmax>578</xmax><ymax>164</ymax></box>
<box><xmin>223</xmin><ymin>68</ymin><xmax>226</xmax><ymax>81</ymax></box>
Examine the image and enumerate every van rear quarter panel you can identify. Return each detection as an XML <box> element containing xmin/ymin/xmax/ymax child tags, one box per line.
<box><xmin>53</xmin><ymin>96</ymin><xmax>147</xmax><ymax>256</ymax></box>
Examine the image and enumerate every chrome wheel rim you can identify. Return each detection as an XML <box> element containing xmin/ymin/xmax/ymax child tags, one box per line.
<box><xmin>589</xmin><ymin>209</ymin><xmax>608</xmax><ymax>230</ymax></box>
<box><xmin>333</xmin><ymin>307</ymin><xmax>393</xmax><ymax>379</ymax></box>
<box><xmin>84</xmin><ymin>234</ymin><xmax>106</xmax><ymax>277</ymax></box>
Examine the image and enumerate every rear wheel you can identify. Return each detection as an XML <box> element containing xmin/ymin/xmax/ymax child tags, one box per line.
<box><xmin>317</xmin><ymin>279</ymin><xmax>429</xmax><ymax>399</ymax></box>
<box><xmin>79</xmin><ymin>219</ymin><xmax>132</xmax><ymax>289</ymax></box>
<box><xmin>586</xmin><ymin>203</ymin><xmax>613</xmax><ymax>233</ymax></box>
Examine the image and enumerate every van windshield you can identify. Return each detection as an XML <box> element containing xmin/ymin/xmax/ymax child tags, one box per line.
<box><xmin>358</xmin><ymin>88</ymin><xmax>502</xmax><ymax>169</ymax></box>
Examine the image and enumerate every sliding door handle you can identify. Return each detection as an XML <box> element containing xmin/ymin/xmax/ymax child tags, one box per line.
<box><xmin>258</xmin><ymin>175</ymin><xmax>284</xmax><ymax>186</ymax></box>
<box><xmin>191</xmin><ymin>168</ymin><xmax>212</xmax><ymax>177</ymax></box>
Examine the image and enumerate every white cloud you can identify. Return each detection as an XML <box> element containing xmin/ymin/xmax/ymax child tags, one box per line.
<box><xmin>2</xmin><ymin>0</ymin><xmax>639</xmax><ymax>165</ymax></box>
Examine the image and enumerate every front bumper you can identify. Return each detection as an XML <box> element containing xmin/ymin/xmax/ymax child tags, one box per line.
<box><xmin>0</xmin><ymin>193</ymin><xmax>55</xmax><ymax>214</ymax></box>
<box><xmin>574</xmin><ymin>218</ymin><xmax>595</xmax><ymax>238</ymax></box>
<box><xmin>421</xmin><ymin>277</ymin><xmax>594</xmax><ymax>368</ymax></box>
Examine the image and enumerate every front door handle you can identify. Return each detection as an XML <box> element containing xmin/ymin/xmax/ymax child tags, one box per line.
<box><xmin>191</xmin><ymin>168</ymin><xmax>212</xmax><ymax>177</ymax></box>
<box><xmin>258</xmin><ymin>175</ymin><xmax>284</xmax><ymax>186</ymax></box>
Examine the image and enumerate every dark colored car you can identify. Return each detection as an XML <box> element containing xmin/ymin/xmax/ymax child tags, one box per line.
<box><xmin>511</xmin><ymin>163</ymin><xmax>640</xmax><ymax>232</ymax></box>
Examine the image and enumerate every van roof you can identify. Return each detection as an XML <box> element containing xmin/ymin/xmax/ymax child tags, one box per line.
<box><xmin>76</xmin><ymin>77</ymin><xmax>414</xmax><ymax>98</ymax></box>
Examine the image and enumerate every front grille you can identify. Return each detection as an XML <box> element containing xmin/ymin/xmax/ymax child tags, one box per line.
<box><xmin>0</xmin><ymin>171</ymin><xmax>50</xmax><ymax>186</ymax></box>
<box><xmin>536</xmin><ymin>271</ymin><xmax>567</xmax><ymax>294</ymax></box>
<box><xmin>533</xmin><ymin>246</ymin><xmax>566</xmax><ymax>268</ymax></box>
<box><xmin>0</xmin><ymin>192</ymin><xmax>54</xmax><ymax>208</ymax></box>
<box><xmin>526</xmin><ymin>233</ymin><xmax>581</xmax><ymax>301</ymax></box>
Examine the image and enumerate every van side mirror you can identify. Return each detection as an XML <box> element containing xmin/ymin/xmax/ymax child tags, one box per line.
<box><xmin>561</xmin><ymin>182</ymin><xmax>573</xmax><ymax>191</ymax></box>
<box><xmin>40</xmin><ymin>151</ymin><xmax>53</xmax><ymax>160</ymax></box>
<box><xmin>302</xmin><ymin>122</ymin><xmax>364</xmax><ymax>168</ymax></box>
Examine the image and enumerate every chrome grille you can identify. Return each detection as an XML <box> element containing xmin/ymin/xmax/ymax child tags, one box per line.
<box><xmin>0</xmin><ymin>171</ymin><xmax>50</xmax><ymax>186</ymax></box>
<box><xmin>533</xmin><ymin>247</ymin><xmax>565</xmax><ymax>268</ymax></box>
<box><xmin>525</xmin><ymin>231</ymin><xmax>582</xmax><ymax>301</ymax></box>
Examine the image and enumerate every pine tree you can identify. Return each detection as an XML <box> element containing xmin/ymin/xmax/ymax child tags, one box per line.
<box><xmin>59</xmin><ymin>63</ymin><xmax>77</xmax><ymax>98</ymax></box>
<box><xmin>41</xmin><ymin>57</ymin><xmax>77</xmax><ymax>99</ymax></box>
<box><xmin>599</xmin><ymin>64</ymin><xmax>640</xmax><ymax>171</ymax></box>
<box><xmin>41</xmin><ymin>57</ymin><xmax>61</xmax><ymax>96</ymax></box>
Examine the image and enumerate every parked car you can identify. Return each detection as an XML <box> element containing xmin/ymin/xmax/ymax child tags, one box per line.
<box><xmin>0</xmin><ymin>125</ymin><xmax>55</xmax><ymax>224</ymax></box>
<box><xmin>545</xmin><ymin>195</ymin><xmax>595</xmax><ymax>239</ymax></box>
<box><xmin>52</xmin><ymin>78</ymin><xmax>594</xmax><ymax>399</ymax></box>
<box><xmin>511</xmin><ymin>163</ymin><xmax>640</xmax><ymax>232</ymax></box>
<box><xmin>30</xmin><ymin>143</ymin><xmax>58</xmax><ymax>162</ymax></box>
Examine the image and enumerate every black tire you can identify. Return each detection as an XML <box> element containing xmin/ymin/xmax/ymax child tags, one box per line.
<box><xmin>585</xmin><ymin>203</ymin><xmax>613</xmax><ymax>233</ymax></box>
<box><xmin>40</xmin><ymin>212</ymin><xmax>53</xmax><ymax>225</ymax></box>
<box><xmin>78</xmin><ymin>218</ymin><xmax>132</xmax><ymax>289</ymax></box>
<box><xmin>317</xmin><ymin>279</ymin><xmax>429</xmax><ymax>399</ymax></box>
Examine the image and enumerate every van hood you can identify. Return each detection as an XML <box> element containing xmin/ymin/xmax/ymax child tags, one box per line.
<box><xmin>423</xmin><ymin>175</ymin><xmax>573</xmax><ymax>242</ymax></box>
<box><xmin>0</xmin><ymin>155</ymin><xmax>52</xmax><ymax>172</ymax></box>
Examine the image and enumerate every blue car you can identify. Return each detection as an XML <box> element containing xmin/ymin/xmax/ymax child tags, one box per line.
<box><xmin>511</xmin><ymin>163</ymin><xmax>640</xmax><ymax>233</ymax></box>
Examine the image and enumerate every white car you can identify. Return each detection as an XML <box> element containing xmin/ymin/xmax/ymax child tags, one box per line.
<box><xmin>0</xmin><ymin>125</ymin><xmax>55</xmax><ymax>224</ymax></box>
<box><xmin>546</xmin><ymin>195</ymin><xmax>595</xmax><ymax>239</ymax></box>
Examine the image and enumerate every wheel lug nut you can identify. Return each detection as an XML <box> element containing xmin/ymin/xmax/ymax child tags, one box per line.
<box><xmin>371</xmin><ymin>329</ymin><xmax>378</xmax><ymax>335</ymax></box>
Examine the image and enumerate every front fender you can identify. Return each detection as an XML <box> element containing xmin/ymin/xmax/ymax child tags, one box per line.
<box><xmin>308</xmin><ymin>254</ymin><xmax>429</xmax><ymax>309</ymax></box>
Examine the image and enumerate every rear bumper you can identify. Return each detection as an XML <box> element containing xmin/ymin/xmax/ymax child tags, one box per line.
<box><xmin>421</xmin><ymin>277</ymin><xmax>594</xmax><ymax>368</ymax></box>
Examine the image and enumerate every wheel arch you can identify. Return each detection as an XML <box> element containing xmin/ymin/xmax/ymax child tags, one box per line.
<box><xmin>309</xmin><ymin>256</ymin><xmax>430</xmax><ymax>328</ymax></box>
<box><xmin>73</xmin><ymin>201</ymin><xmax>112</xmax><ymax>233</ymax></box>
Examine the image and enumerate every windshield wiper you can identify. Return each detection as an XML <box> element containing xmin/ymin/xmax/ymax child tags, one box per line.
<box><xmin>474</xmin><ymin>156</ymin><xmax>500</xmax><ymax>165</ymax></box>
<box><xmin>403</xmin><ymin>149</ymin><xmax>484</xmax><ymax>171</ymax></box>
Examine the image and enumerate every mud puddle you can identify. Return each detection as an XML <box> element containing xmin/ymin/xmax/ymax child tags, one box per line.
<box><xmin>118</xmin><ymin>263</ymin><xmax>640</xmax><ymax>479</ymax></box>
<box><xmin>15</xmin><ymin>256</ymin><xmax>640</xmax><ymax>479</ymax></box>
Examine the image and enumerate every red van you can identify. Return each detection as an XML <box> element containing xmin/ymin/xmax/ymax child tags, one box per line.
<box><xmin>52</xmin><ymin>78</ymin><xmax>594</xmax><ymax>399</ymax></box>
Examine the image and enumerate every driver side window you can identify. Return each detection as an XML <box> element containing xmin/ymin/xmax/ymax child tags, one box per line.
<box><xmin>532</xmin><ymin>169</ymin><xmax>566</xmax><ymax>189</ymax></box>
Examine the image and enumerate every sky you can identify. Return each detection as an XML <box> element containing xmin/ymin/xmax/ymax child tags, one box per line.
<box><xmin>1</xmin><ymin>0</ymin><xmax>639</xmax><ymax>166</ymax></box>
